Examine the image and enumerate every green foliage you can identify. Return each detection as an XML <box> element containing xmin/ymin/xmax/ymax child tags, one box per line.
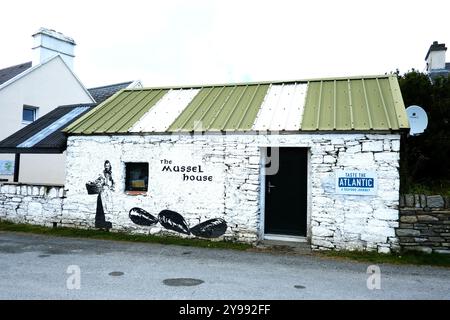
<box><xmin>406</xmin><ymin>181</ymin><xmax>450</xmax><ymax>196</ymax></box>
<box><xmin>398</xmin><ymin>70</ymin><xmax>450</xmax><ymax>193</ymax></box>
<box><xmin>319</xmin><ymin>250</ymin><xmax>450</xmax><ymax>267</ymax></box>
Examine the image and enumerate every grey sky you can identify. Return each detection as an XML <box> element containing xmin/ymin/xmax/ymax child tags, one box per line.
<box><xmin>1</xmin><ymin>0</ymin><xmax>449</xmax><ymax>88</ymax></box>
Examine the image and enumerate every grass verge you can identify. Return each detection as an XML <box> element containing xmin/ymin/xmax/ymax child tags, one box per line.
<box><xmin>0</xmin><ymin>220</ymin><xmax>251</xmax><ymax>251</ymax></box>
<box><xmin>317</xmin><ymin>250</ymin><xmax>450</xmax><ymax>267</ymax></box>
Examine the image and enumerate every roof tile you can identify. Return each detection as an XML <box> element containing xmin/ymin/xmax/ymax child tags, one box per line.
<box><xmin>0</xmin><ymin>62</ymin><xmax>32</xmax><ymax>86</ymax></box>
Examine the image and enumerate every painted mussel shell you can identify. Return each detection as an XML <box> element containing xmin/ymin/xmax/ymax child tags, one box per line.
<box><xmin>129</xmin><ymin>207</ymin><xmax>158</xmax><ymax>226</ymax></box>
<box><xmin>190</xmin><ymin>218</ymin><xmax>227</xmax><ymax>238</ymax></box>
<box><xmin>158</xmin><ymin>210</ymin><xmax>191</xmax><ymax>235</ymax></box>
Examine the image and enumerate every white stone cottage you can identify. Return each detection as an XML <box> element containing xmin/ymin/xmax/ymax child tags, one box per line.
<box><xmin>62</xmin><ymin>75</ymin><xmax>409</xmax><ymax>252</ymax></box>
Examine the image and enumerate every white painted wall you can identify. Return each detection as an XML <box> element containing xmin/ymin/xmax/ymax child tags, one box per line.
<box><xmin>63</xmin><ymin>133</ymin><xmax>401</xmax><ymax>252</ymax></box>
<box><xmin>19</xmin><ymin>152</ymin><xmax>67</xmax><ymax>185</ymax></box>
<box><xmin>32</xmin><ymin>30</ymin><xmax>75</xmax><ymax>70</ymax></box>
<box><xmin>0</xmin><ymin>56</ymin><xmax>93</xmax><ymax>183</ymax></box>
<box><xmin>427</xmin><ymin>50</ymin><xmax>447</xmax><ymax>71</ymax></box>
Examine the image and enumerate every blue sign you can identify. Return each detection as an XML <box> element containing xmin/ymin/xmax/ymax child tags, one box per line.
<box><xmin>335</xmin><ymin>170</ymin><xmax>377</xmax><ymax>195</ymax></box>
<box><xmin>0</xmin><ymin>160</ymin><xmax>14</xmax><ymax>175</ymax></box>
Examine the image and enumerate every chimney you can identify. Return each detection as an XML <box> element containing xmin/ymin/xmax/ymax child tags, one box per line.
<box><xmin>425</xmin><ymin>41</ymin><xmax>447</xmax><ymax>72</ymax></box>
<box><xmin>32</xmin><ymin>28</ymin><xmax>76</xmax><ymax>70</ymax></box>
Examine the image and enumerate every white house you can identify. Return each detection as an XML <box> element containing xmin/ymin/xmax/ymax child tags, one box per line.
<box><xmin>0</xmin><ymin>28</ymin><xmax>95</xmax><ymax>183</ymax></box>
<box><xmin>0</xmin><ymin>81</ymin><xmax>142</xmax><ymax>185</ymax></box>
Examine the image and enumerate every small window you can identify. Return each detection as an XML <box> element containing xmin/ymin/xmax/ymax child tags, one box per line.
<box><xmin>22</xmin><ymin>106</ymin><xmax>38</xmax><ymax>123</ymax></box>
<box><xmin>125</xmin><ymin>162</ymin><xmax>149</xmax><ymax>192</ymax></box>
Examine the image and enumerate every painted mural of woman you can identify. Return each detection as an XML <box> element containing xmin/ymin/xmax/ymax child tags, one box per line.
<box><xmin>90</xmin><ymin>160</ymin><xmax>114</xmax><ymax>229</ymax></box>
<box><xmin>101</xmin><ymin>160</ymin><xmax>115</xmax><ymax>211</ymax></box>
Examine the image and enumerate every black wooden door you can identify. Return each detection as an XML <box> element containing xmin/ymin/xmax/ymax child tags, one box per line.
<box><xmin>264</xmin><ymin>147</ymin><xmax>307</xmax><ymax>236</ymax></box>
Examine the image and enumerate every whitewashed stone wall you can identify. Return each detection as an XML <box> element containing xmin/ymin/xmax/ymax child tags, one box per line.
<box><xmin>0</xmin><ymin>183</ymin><xmax>64</xmax><ymax>226</ymax></box>
<box><xmin>63</xmin><ymin>133</ymin><xmax>400</xmax><ymax>252</ymax></box>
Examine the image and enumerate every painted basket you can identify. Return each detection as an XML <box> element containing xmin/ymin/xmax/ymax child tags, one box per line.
<box><xmin>86</xmin><ymin>182</ymin><xmax>102</xmax><ymax>194</ymax></box>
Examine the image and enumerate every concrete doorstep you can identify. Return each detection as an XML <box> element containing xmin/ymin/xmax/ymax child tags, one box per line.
<box><xmin>254</xmin><ymin>239</ymin><xmax>312</xmax><ymax>254</ymax></box>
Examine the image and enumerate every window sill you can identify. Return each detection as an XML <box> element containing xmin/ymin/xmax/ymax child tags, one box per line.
<box><xmin>125</xmin><ymin>191</ymin><xmax>147</xmax><ymax>196</ymax></box>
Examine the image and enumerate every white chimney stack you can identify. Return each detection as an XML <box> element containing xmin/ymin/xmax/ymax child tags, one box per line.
<box><xmin>425</xmin><ymin>41</ymin><xmax>447</xmax><ymax>73</ymax></box>
<box><xmin>32</xmin><ymin>28</ymin><xmax>76</xmax><ymax>70</ymax></box>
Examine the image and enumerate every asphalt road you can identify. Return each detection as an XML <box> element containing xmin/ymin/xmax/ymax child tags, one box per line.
<box><xmin>0</xmin><ymin>231</ymin><xmax>449</xmax><ymax>299</ymax></box>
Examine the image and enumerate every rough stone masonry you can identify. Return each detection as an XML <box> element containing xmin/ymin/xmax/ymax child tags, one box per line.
<box><xmin>55</xmin><ymin>133</ymin><xmax>400</xmax><ymax>253</ymax></box>
<box><xmin>0</xmin><ymin>184</ymin><xmax>64</xmax><ymax>227</ymax></box>
<box><xmin>398</xmin><ymin>194</ymin><xmax>450</xmax><ymax>254</ymax></box>
<box><xmin>0</xmin><ymin>133</ymin><xmax>401</xmax><ymax>252</ymax></box>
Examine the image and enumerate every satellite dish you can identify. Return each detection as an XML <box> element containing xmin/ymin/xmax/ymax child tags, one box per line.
<box><xmin>406</xmin><ymin>105</ymin><xmax>428</xmax><ymax>136</ymax></box>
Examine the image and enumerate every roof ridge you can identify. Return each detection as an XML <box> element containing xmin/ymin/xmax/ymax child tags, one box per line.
<box><xmin>88</xmin><ymin>81</ymin><xmax>133</xmax><ymax>91</ymax></box>
<box><xmin>57</xmin><ymin>103</ymin><xmax>97</xmax><ymax>108</ymax></box>
<box><xmin>123</xmin><ymin>75</ymin><xmax>393</xmax><ymax>91</ymax></box>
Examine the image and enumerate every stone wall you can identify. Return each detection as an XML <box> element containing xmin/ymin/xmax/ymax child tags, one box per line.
<box><xmin>0</xmin><ymin>133</ymin><xmax>402</xmax><ymax>252</ymax></box>
<box><xmin>63</xmin><ymin>133</ymin><xmax>401</xmax><ymax>252</ymax></box>
<box><xmin>0</xmin><ymin>182</ymin><xmax>65</xmax><ymax>227</ymax></box>
<box><xmin>398</xmin><ymin>194</ymin><xmax>450</xmax><ymax>254</ymax></box>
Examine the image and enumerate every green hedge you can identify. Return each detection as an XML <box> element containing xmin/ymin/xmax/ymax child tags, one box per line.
<box><xmin>397</xmin><ymin>70</ymin><xmax>450</xmax><ymax>195</ymax></box>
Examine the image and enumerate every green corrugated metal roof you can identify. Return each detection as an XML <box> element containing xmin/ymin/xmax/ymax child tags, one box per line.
<box><xmin>301</xmin><ymin>76</ymin><xmax>409</xmax><ymax>130</ymax></box>
<box><xmin>65</xmin><ymin>89</ymin><xmax>168</xmax><ymax>134</ymax></box>
<box><xmin>64</xmin><ymin>75</ymin><xmax>408</xmax><ymax>134</ymax></box>
<box><xmin>168</xmin><ymin>84</ymin><xmax>269</xmax><ymax>131</ymax></box>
